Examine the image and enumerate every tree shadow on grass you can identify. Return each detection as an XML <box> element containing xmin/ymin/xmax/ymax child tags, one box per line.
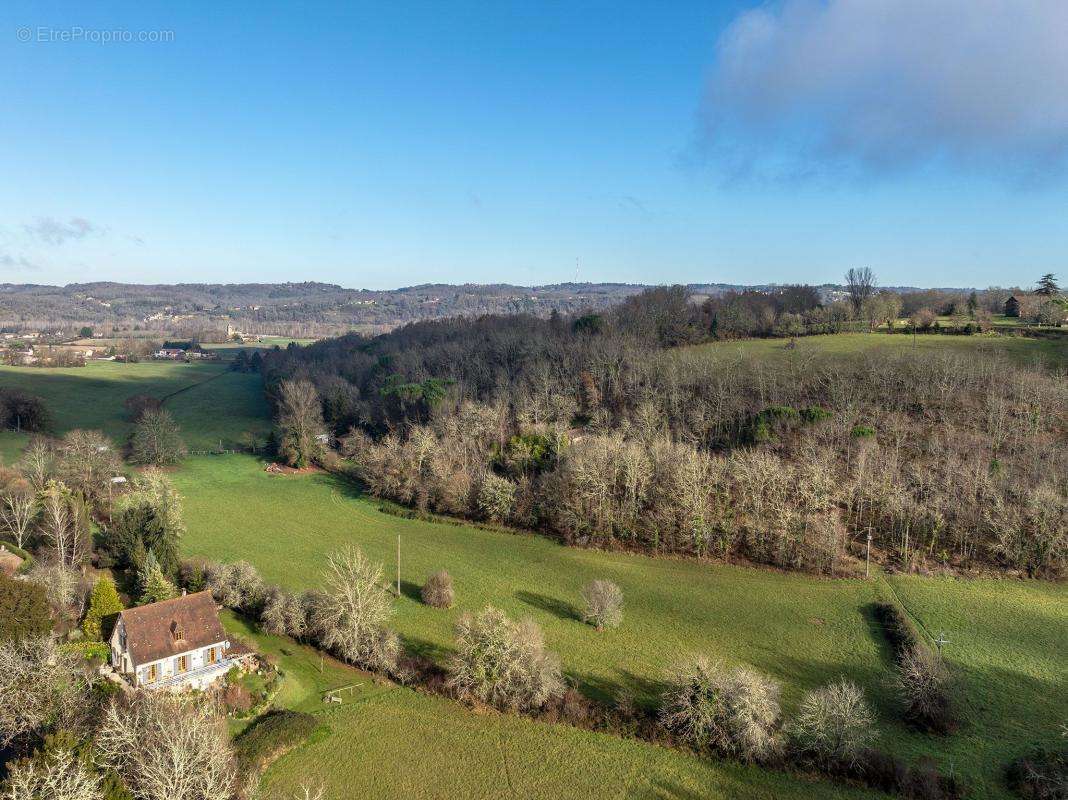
<box><xmin>515</xmin><ymin>590</ymin><xmax>580</xmax><ymax>622</ymax></box>
<box><xmin>400</xmin><ymin>634</ymin><xmax>452</xmax><ymax>665</ymax></box>
<box><xmin>398</xmin><ymin>579</ymin><xmax>423</xmax><ymax>603</ymax></box>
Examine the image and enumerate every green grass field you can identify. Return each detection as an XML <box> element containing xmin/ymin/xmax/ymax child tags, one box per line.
<box><xmin>222</xmin><ymin>613</ymin><xmax>883</xmax><ymax>800</ymax></box>
<box><xmin>0</xmin><ymin>360</ymin><xmax>271</xmax><ymax>455</ymax></box>
<box><xmin>680</xmin><ymin>332</ymin><xmax>1068</xmax><ymax>369</ymax></box>
<box><xmin>176</xmin><ymin>456</ymin><xmax>1068</xmax><ymax>799</ymax></box>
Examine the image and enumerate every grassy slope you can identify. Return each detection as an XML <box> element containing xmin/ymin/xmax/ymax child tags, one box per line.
<box><xmin>222</xmin><ymin>614</ymin><xmax>881</xmax><ymax>800</ymax></box>
<box><xmin>679</xmin><ymin>332</ymin><xmax>1068</xmax><ymax>369</ymax></box>
<box><xmin>177</xmin><ymin>456</ymin><xmax>1068</xmax><ymax>798</ymax></box>
<box><xmin>0</xmin><ymin>360</ymin><xmax>271</xmax><ymax>454</ymax></box>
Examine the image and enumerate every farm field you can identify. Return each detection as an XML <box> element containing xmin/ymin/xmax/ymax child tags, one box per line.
<box><xmin>221</xmin><ymin>613</ymin><xmax>883</xmax><ymax>800</ymax></box>
<box><xmin>177</xmin><ymin>455</ymin><xmax>1068</xmax><ymax>799</ymax></box>
<box><xmin>680</xmin><ymin>331</ymin><xmax>1068</xmax><ymax>369</ymax></box>
<box><xmin>0</xmin><ymin>359</ymin><xmax>271</xmax><ymax>455</ymax></box>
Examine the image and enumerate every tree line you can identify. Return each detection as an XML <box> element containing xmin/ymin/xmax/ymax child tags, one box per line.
<box><xmin>264</xmin><ymin>287</ymin><xmax>1067</xmax><ymax>577</ymax></box>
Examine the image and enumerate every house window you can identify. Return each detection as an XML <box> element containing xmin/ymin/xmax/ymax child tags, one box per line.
<box><xmin>206</xmin><ymin>647</ymin><xmax>218</xmax><ymax>664</ymax></box>
<box><xmin>176</xmin><ymin>655</ymin><xmax>189</xmax><ymax>673</ymax></box>
<box><xmin>146</xmin><ymin>664</ymin><xmax>158</xmax><ymax>683</ymax></box>
<box><xmin>172</xmin><ymin>621</ymin><xmax>184</xmax><ymax>642</ymax></box>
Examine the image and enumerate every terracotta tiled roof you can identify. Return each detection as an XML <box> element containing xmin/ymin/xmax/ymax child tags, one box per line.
<box><xmin>118</xmin><ymin>591</ymin><xmax>227</xmax><ymax>667</ymax></box>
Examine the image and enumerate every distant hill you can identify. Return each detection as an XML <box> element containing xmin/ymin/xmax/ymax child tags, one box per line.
<box><xmin>0</xmin><ymin>280</ymin><xmax>974</xmax><ymax>339</ymax></box>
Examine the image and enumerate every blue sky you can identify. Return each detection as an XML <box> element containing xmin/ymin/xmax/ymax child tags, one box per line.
<box><xmin>1</xmin><ymin>0</ymin><xmax>1065</xmax><ymax>289</ymax></box>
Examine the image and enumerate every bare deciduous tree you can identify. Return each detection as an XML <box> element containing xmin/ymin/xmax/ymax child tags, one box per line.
<box><xmin>96</xmin><ymin>693</ymin><xmax>237</xmax><ymax>800</ymax></box>
<box><xmin>277</xmin><ymin>379</ymin><xmax>326</xmax><ymax>468</ymax></box>
<box><xmin>311</xmin><ymin>547</ymin><xmax>398</xmax><ymax>671</ymax></box>
<box><xmin>130</xmin><ymin>408</ymin><xmax>188</xmax><ymax>466</ymax></box>
<box><xmin>580</xmin><ymin>579</ymin><xmax>623</xmax><ymax>630</ymax></box>
<box><xmin>37</xmin><ymin>480</ymin><xmax>89</xmax><ymax>569</ymax></box>
<box><xmin>845</xmin><ymin>267</ymin><xmax>877</xmax><ymax>316</ymax></box>
<box><xmin>0</xmin><ymin>477</ymin><xmax>36</xmax><ymax>549</ymax></box>
<box><xmin>0</xmin><ymin>636</ymin><xmax>90</xmax><ymax>748</ymax></box>
<box><xmin>2</xmin><ymin>748</ymin><xmax>101</xmax><ymax>800</ymax></box>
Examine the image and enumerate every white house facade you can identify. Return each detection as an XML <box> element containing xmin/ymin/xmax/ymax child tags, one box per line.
<box><xmin>110</xmin><ymin>590</ymin><xmax>234</xmax><ymax>691</ymax></box>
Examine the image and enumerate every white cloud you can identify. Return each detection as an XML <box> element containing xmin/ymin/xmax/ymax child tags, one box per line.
<box><xmin>702</xmin><ymin>0</ymin><xmax>1068</xmax><ymax>180</ymax></box>
<box><xmin>24</xmin><ymin>216</ymin><xmax>98</xmax><ymax>245</ymax></box>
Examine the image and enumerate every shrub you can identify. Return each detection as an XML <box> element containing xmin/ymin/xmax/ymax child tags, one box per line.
<box><xmin>421</xmin><ymin>570</ymin><xmax>454</xmax><ymax>609</ymax></box>
<box><xmin>82</xmin><ymin>575</ymin><xmax>124</xmax><ymax>641</ymax></box>
<box><xmin>222</xmin><ymin>682</ymin><xmax>253</xmax><ymax>714</ymax></box>
<box><xmin>448</xmin><ymin>606</ymin><xmax>564</xmax><ymax>712</ymax></box>
<box><xmin>233</xmin><ymin>709</ymin><xmax>318</xmax><ymax>774</ymax></box>
<box><xmin>580</xmin><ymin>579</ymin><xmax>623</xmax><ymax>630</ymax></box>
<box><xmin>873</xmin><ymin>601</ymin><xmax>956</xmax><ymax>733</ymax></box>
<box><xmin>475</xmin><ymin>473</ymin><xmax>516</xmax><ymax>522</ymax></box>
<box><xmin>0</xmin><ymin>572</ymin><xmax>51</xmax><ymax>641</ymax></box>
<box><xmin>1007</xmin><ymin>746</ymin><xmax>1068</xmax><ymax>800</ymax></box>
<box><xmin>205</xmin><ymin>560</ymin><xmax>266</xmax><ymax>614</ymax></box>
<box><xmin>790</xmin><ymin>679</ymin><xmax>875</xmax><ymax>767</ymax></box>
<box><xmin>178</xmin><ymin>558</ymin><xmax>208</xmax><ymax>592</ymax></box>
<box><xmin>659</xmin><ymin>656</ymin><xmax>781</xmax><ymax>763</ymax></box>
<box><xmin>894</xmin><ymin>646</ymin><xmax>955</xmax><ymax>734</ymax></box>
<box><xmin>850</xmin><ymin>425</ymin><xmax>876</xmax><ymax>439</ymax></box>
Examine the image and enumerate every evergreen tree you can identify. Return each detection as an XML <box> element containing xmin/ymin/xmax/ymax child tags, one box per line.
<box><xmin>139</xmin><ymin>555</ymin><xmax>178</xmax><ymax>605</ymax></box>
<box><xmin>1036</xmin><ymin>273</ymin><xmax>1060</xmax><ymax>296</ymax></box>
<box><xmin>82</xmin><ymin>575</ymin><xmax>124</xmax><ymax>640</ymax></box>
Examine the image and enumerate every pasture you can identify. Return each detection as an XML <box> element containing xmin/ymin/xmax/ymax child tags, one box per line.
<box><xmin>222</xmin><ymin>613</ymin><xmax>882</xmax><ymax>800</ymax></box>
<box><xmin>679</xmin><ymin>331</ymin><xmax>1068</xmax><ymax>369</ymax></box>
<box><xmin>177</xmin><ymin>455</ymin><xmax>1068</xmax><ymax>799</ymax></box>
<box><xmin>0</xmin><ymin>359</ymin><xmax>271</xmax><ymax>455</ymax></box>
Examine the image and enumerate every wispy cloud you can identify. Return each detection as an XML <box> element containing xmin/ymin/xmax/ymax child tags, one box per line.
<box><xmin>700</xmin><ymin>0</ymin><xmax>1068</xmax><ymax>182</ymax></box>
<box><xmin>24</xmin><ymin>216</ymin><xmax>99</xmax><ymax>245</ymax></box>
<box><xmin>0</xmin><ymin>253</ymin><xmax>42</xmax><ymax>271</ymax></box>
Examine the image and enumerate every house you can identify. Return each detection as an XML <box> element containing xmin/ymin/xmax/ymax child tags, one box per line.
<box><xmin>109</xmin><ymin>591</ymin><xmax>235</xmax><ymax>690</ymax></box>
<box><xmin>1004</xmin><ymin>295</ymin><xmax>1021</xmax><ymax>317</ymax></box>
<box><xmin>154</xmin><ymin>348</ymin><xmax>187</xmax><ymax>360</ymax></box>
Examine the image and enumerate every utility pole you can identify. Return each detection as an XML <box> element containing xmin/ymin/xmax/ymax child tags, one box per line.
<box><xmin>396</xmin><ymin>534</ymin><xmax>401</xmax><ymax>597</ymax></box>
<box><xmin>865</xmin><ymin>530</ymin><xmax>873</xmax><ymax>578</ymax></box>
<box><xmin>934</xmin><ymin>631</ymin><xmax>950</xmax><ymax>656</ymax></box>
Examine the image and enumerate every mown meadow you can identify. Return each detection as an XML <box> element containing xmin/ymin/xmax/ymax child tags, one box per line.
<box><xmin>222</xmin><ymin>613</ymin><xmax>884</xmax><ymax>800</ymax></box>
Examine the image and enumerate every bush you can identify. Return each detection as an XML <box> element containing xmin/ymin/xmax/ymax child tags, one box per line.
<box><xmin>790</xmin><ymin>679</ymin><xmax>875</xmax><ymax>767</ymax></box>
<box><xmin>0</xmin><ymin>572</ymin><xmax>51</xmax><ymax>641</ymax></box>
<box><xmin>658</xmin><ymin>657</ymin><xmax>782</xmax><ymax>763</ymax></box>
<box><xmin>1007</xmin><ymin>746</ymin><xmax>1068</xmax><ymax>800</ymax></box>
<box><xmin>475</xmin><ymin>473</ymin><xmax>516</xmax><ymax>522</ymax></box>
<box><xmin>448</xmin><ymin>606</ymin><xmax>564</xmax><ymax>712</ymax></box>
<box><xmin>580</xmin><ymin>579</ymin><xmax>623</xmax><ymax>630</ymax></box>
<box><xmin>894</xmin><ymin>647</ymin><xmax>955</xmax><ymax>734</ymax></box>
<box><xmin>873</xmin><ymin>601</ymin><xmax>956</xmax><ymax>733</ymax></box>
<box><xmin>205</xmin><ymin>560</ymin><xmax>266</xmax><ymax>614</ymax></box>
<box><xmin>421</xmin><ymin>570</ymin><xmax>454</xmax><ymax>609</ymax></box>
<box><xmin>233</xmin><ymin>709</ymin><xmax>319</xmax><ymax>774</ymax></box>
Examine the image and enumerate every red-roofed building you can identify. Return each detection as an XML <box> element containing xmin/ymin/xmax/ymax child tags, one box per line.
<box><xmin>109</xmin><ymin>590</ymin><xmax>235</xmax><ymax>690</ymax></box>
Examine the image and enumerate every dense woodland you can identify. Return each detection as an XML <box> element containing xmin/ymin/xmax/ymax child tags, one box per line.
<box><xmin>263</xmin><ymin>287</ymin><xmax>1068</xmax><ymax>577</ymax></box>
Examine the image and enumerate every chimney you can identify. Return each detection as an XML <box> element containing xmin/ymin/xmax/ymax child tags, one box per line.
<box><xmin>181</xmin><ymin>588</ymin><xmax>187</xmax><ymax>596</ymax></box>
